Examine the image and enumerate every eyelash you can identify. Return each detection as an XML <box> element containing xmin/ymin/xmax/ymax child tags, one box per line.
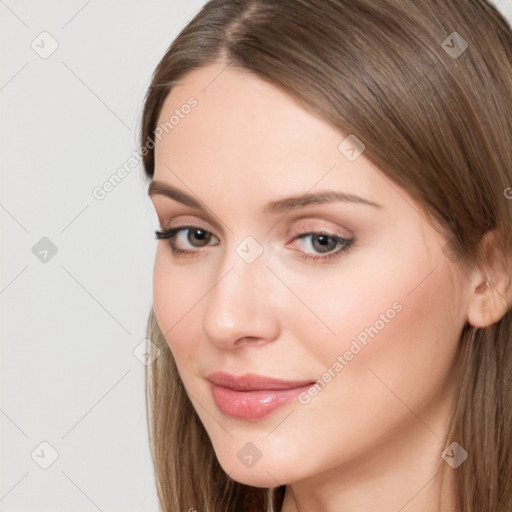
<box><xmin>154</xmin><ymin>225</ymin><xmax>354</xmax><ymax>263</ymax></box>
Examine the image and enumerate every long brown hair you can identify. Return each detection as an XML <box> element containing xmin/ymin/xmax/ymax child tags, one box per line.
<box><xmin>140</xmin><ymin>1</ymin><xmax>512</xmax><ymax>510</ymax></box>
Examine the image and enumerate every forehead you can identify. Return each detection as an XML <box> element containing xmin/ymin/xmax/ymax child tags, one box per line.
<box><xmin>154</xmin><ymin>64</ymin><xmax>380</xmax><ymax>197</ymax></box>
<box><xmin>156</xmin><ymin>62</ymin><xmax>341</xmax><ymax>155</ymax></box>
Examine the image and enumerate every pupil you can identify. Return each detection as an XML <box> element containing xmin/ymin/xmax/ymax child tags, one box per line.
<box><xmin>312</xmin><ymin>234</ymin><xmax>336</xmax><ymax>253</ymax></box>
<box><xmin>188</xmin><ymin>228</ymin><xmax>210</xmax><ymax>247</ymax></box>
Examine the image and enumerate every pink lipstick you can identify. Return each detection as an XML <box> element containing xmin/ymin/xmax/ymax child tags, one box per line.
<box><xmin>206</xmin><ymin>372</ymin><xmax>315</xmax><ymax>421</ymax></box>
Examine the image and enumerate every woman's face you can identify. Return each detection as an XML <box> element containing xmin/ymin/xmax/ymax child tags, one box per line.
<box><xmin>150</xmin><ymin>62</ymin><xmax>471</xmax><ymax>488</ymax></box>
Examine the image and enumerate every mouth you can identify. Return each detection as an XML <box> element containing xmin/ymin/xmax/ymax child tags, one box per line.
<box><xmin>206</xmin><ymin>372</ymin><xmax>317</xmax><ymax>421</ymax></box>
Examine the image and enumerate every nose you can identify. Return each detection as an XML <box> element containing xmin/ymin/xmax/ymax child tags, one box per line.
<box><xmin>201</xmin><ymin>249</ymin><xmax>280</xmax><ymax>349</ymax></box>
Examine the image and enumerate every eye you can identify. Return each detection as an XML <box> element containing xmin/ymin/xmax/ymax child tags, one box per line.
<box><xmin>154</xmin><ymin>226</ymin><xmax>219</xmax><ymax>255</ymax></box>
<box><xmin>154</xmin><ymin>225</ymin><xmax>353</xmax><ymax>262</ymax></box>
<box><xmin>299</xmin><ymin>233</ymin><xmax>341</xmax><ymax>253</ymax></box>
<box><xmin>291</xmin><ymin>231</ymin><xmax>354</xmax><ymax>262</ymax></box>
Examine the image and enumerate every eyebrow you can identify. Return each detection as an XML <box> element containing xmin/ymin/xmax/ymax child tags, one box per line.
<box><xmin>148</xmin><ymin>180</ymin><xmax>382</xmax><ymax>213</ymax></box>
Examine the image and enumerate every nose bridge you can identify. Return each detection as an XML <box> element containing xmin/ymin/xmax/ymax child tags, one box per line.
<box><xmin>201</xmin><ymin>238</ymin><xmax>278</xmax><ymax>347</ymax></box>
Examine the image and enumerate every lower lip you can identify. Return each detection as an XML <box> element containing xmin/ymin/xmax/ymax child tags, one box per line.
<box><xmin>209</xmin><ymin>383</ymin><xmax>314</xmax><ymax>421</ymax></box>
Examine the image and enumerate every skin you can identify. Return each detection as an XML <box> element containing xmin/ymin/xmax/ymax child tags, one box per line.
<box><xmin>149</xmin><ymin>61</ymin><xmax>509</xmax><ymax>512</ymax></box>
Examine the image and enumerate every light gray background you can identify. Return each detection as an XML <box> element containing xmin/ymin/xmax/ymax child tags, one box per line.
<box><xmin>2</xmin><ymin>1</ymin><xmax>512</xmax><ymax>511</ymax></box>
<box><xmin>1</xmin><ymin>1</ymin><xmax>205</xmax><ymax>511</ymax></box>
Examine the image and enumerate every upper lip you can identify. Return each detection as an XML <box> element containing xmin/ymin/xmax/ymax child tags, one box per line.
<box><xmin>206</xmin><ymin>371</ymin><xmax>316</xmax><ymax>391</ymax></box>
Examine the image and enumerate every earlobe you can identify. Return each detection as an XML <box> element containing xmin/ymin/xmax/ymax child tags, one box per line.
<box><xmin>466</xmin><ymin>231</ymin><xmax>512</xmax><ymax>328</ymax></box>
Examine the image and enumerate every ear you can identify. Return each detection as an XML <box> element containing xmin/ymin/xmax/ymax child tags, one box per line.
<box><xmin>467</xmin><ymin>230</ymin><xmax>512</xmax><ymax>328</ymax></box>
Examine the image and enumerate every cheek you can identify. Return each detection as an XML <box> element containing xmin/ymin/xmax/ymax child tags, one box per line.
<box><xmin>286</xmin><ymin>237</ymin><xmax>460</xmax><ymax>361</ymax></box>
<box><xmin>152</xmin><ymin>251</ymin><xmax>207</xmax><ymax>361</ymax></box>
<box><xmin>284</xmin><ymin>240</ymin><xmax>463</xmax><ymax>401</ymax></box>
<box><xmin>297</xmin><ymin>254</ymin><xmax>463</xmax><ymax>427</ymax></box>
<box><xmin>276</xmin><ymin>253</ymin><xmax>405</xmax><ymax>365</ymax></box>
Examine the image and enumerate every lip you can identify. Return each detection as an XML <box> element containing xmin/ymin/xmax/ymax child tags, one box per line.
<box><xmin>206</xmin><ymin>372</ymin><xmax>316</xmax><ymax>421</ymax></box>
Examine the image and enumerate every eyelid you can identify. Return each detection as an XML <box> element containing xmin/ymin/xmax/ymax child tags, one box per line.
<box><xmin>157</xmin><ymin>217</ymin><xmax>350</xmax><ymax>240</ymax></box>
<box><xmin>153</xmin><ymin>207</ymin><xmax>226</xmax><ymax>237</ymax></box>
<box><xmin>158</xmin><ymin>215</ymin><xmax>218</xmax><ymax>236</ymax></box>
<box><xmin>286</xmin><ymin>231</ymin><xmax>352</xmax><ymax>250</ymax></box>
<box><xmin>288</xmin><ymin>219</ymin><xmax>353</xmax><ymax>239</ymax></box>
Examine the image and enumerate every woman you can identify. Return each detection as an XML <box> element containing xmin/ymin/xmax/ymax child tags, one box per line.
<box><xmin>140</xmin><ymin>0</ymin><xmax>512</xmax><ymax>510</ymax></box>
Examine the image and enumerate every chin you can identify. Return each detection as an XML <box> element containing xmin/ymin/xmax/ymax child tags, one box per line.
<box><xmin>225</xmin><ymin>466</ymin><xmax>286</xmax><ymax>488</ymax></box>
<box><xmin>214</xmin><ymin>449</ymin><xmax>299</xmax><ymax>488</ymax></box>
